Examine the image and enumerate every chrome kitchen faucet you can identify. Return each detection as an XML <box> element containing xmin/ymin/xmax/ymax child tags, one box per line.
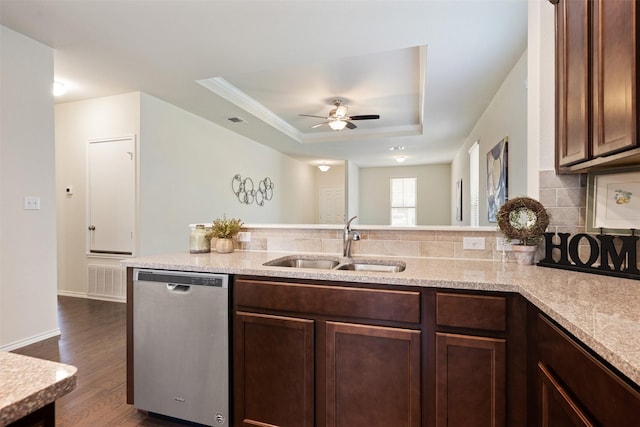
<box><xmin>343</xmin><ymin>215</ymin><xmax>361</xmax><ymax>258</ymax></box>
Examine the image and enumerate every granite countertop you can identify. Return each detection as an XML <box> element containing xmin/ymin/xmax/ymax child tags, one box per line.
<box><xmin>123</xmin><ymin>250</ymin><xmax>640</xmax><ymax>386</ymax></box>
<box><xmin>0</xmin><ymin>352</ymin><xmax>77</xmax><ymax>426</ymax></box>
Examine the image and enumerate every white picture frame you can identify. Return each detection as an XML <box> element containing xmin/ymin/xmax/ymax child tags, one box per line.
<box><xmin>586</xmin><ymin>166</ymin><xmax>640</xmax><ymax>234</ymax></box>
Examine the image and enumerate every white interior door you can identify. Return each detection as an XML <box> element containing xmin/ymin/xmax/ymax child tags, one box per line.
<box><xmin>319</xmin><ymin>185</ymin><xmax>345</xmax><ymax>224</ymax></box>
<box><xmin>88</xmin><ymin>136</ymin><xmax>135</xmax><ymax>255</ymax></box>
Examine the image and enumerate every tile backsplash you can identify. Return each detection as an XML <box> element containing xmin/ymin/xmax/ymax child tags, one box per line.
<box><xmin>239</xmin><ymin>226</ymin><xmax>505</xmax><ymax>261</ymax></box>
<box><xmin>539</xmin><ymin>170</ymin><xmax>586</xmax><ymax>235</ymax></box>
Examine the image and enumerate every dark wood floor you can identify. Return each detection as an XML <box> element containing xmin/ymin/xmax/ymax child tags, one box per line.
<box><xmin>12</xmin><ymin>296</ymin><xmax>191</xmax><ymax>427</ymax></box>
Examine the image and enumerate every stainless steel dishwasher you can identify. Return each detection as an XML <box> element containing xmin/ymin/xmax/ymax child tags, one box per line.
<box><xmin>133</xmin><ymin>268</ymin><xmax>229</xmax><ymax>426</ymax></box>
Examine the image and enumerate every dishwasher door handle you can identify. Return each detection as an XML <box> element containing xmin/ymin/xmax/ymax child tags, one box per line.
<box><xmin>166</xmin><ymin>284</ymin><xmax>190</xmax><ymax>292</ymax></box>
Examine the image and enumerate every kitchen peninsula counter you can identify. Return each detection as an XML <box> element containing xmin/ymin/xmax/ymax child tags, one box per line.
<box><xmin>0</xmin><ymin>352</ymin><xmax>77</xmax><ymax>426</ymax></box>
<box><xmin>123</xmin><ymin>250</ymin><xmax>640</xmax><ymax>387</ymax></box>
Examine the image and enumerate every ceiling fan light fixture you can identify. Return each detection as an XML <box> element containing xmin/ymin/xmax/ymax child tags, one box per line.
<box><xmin>318</xmin><ymin>165</ymin><xmax>331</xmax><ymax>172</ymax></box>
<box><xmin>329</xmin><ymin>120</ymin><xmax>347</xmax><ymax>131</ymax></box>
<box><xmin>334</xmin><ymin>105</ymin><xmax>349</xmax><ymax>118</ymax></box>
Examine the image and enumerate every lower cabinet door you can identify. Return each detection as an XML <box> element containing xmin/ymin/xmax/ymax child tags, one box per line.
<box><xmin>538</xmin><ymin>362</ymin><xmax>595</xmax><ymax>427</ymax></box>
<box><xmin>234</xmin><ymin>311</ymin><xmax>314</xmax><ymax>427</ymax></box>
<box><xmin>325</xmin><ymin>321</ymin><xmax>421</xmax><ymax>427</ymax></box>
<box><xmin>435</xmin><ymin>332</ymin><xmax>506</xmax><ymax>427</ymax></box>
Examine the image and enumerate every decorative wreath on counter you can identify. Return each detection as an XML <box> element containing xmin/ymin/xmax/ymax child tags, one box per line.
<box><xmin>496</xmin><ymin>197</ymin><xmax>550</xmax><ymax>244</ymax></box>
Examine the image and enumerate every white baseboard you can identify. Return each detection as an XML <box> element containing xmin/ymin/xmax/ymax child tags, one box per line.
<box><xmin>57</xmin><ymin>289</ymin><xmax>126</xmax><ymax>303</ymax></box>
<box><xmin>57</xmin><ymin>289</ymin><xmax>87</xmax><ymax>298</ymax></box>
<box><xmin>86</xmin><ymin>294</ymin><xmax>126</xmax><ymax>303</ymax></box>
<box><xmin>0</xmin><ymin>328</ymin><xmax>61</xmax><ymax>352</ymax></box>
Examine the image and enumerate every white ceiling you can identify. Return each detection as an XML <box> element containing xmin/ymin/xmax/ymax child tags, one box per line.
<box><xmin>0</xmin><ymin>0</ymin><xmax>528</xmax><ymax>168</ymax></box>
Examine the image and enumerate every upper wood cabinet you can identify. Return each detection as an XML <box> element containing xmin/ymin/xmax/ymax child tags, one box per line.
<box><xmin>554</xmin><ymin>0</ymin><xmax>640</xmax><ymax>173</ymax></box>
<box><xmin>555</xmin><ymin>0</ymin><xmax>590</xmax><ymax>169</ymax></box>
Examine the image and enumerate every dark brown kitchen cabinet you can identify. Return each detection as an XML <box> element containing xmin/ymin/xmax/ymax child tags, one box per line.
<box><xmin>233</xmin><ymin>276</ymin><xmax>421</xmax><ymax>427</ymax></box>
<box><xmin>554</xmin><ymin>0</ymin><xmax>640</xmax><ymax>173</ymax></box>
<box><xmin>325</xmin><ymin>321</ymin><xmax>421</xmax><ymax>427</ymax></box>
<box><xmin>529</xmin><ymin>310</ymin><xmax>640</xmax><ymax>426</ymax></box>
<box><xmin>555</xmin><ymin>0</ymin><xmax>590</xmax><ymax>169</ymax></box>
<box><xmin>431</xmin><ymin>291</ymin><xmax>527</xmax><ymax>427</ymax></box>
<box><xmin>591</xmin><ymin>0</ymin><xmax>638</xmax><ymax>158</ymax></box>
<box><xmin>435</xmin><ymin>333</ymin><xmax>506</xmax><ymax>427</ymax></box>
<box><xmin>234</xmin><ymin>311</ymin><xmax>314</xmax><ymax>427</ymax></box>
<box><xmin>538</xmin><ymin>362</ymin><xmax>594</xmax><ymax>426</ymax></box>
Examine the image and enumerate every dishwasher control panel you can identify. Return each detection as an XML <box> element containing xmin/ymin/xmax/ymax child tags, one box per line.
<box><xmin>134</xmin><ymin>269</ymin><xmax>228</xmax><ymax>288</ymax></box>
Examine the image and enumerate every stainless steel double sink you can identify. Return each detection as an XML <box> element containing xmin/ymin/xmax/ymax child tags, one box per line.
<box><xmin>263</xmin><ymin>255</ymin><xmax>406</xmax><ymax>273</ymax></box>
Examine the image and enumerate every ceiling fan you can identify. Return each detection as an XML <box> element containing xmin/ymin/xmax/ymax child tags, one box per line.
<box><xmin>299</xmin><ymin>99</ymin><xmax>380</xmax><ymax>131</ymax></box>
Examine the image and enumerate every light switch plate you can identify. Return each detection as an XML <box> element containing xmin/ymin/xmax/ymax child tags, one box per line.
<box><xmin>463</xmin><ymin>236</ymin><xmax>485</xmax><ymax>250</ymax></box>
<box><xmin>24</xmin><ymin>196</ymin><xmax>41</xmax><ymax>210</ymax></box>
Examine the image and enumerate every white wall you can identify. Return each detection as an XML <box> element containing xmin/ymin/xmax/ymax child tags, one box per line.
<box><xmin>451</xmin><ymin>50</ymin><xmax>528</xmax><ymax>226</ymax></box>
<box><xmin>138</xmin><ymin>93</ymin><xmax>316</xmax><ymax>256</ymax></box>
<box><xmin>346</xmin><ymin>161</ymin><xmax>360</xmax><ymax>222</ymax></box>
<box><xmin>0</xmin><ymin>26</ymin><xmax>59</xmax><ymax>349</ymax></box>
<box><xmin>55</xmin><ymin>93</ymin><xmax>141</xmax><ymax>297</ymax></box>
<box><xmin>529</xmin><ymin>0</ymin><xmax>556</xmax><ymax>182</ymax></box>
<box><xmin>359</xmin><ymin>164</ymin><xmax>451</xmax><ymax>225</ymax></box>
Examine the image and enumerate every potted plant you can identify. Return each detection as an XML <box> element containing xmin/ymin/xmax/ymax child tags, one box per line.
<box><xmin>496</xmin><ymin>197</ymin><xmax>550</xmax><ymax>265</ymax></box>
<box><xmin>210</xmin><ymin>215</ymin><xmax>244</xmax><ymax>253</ymax></box>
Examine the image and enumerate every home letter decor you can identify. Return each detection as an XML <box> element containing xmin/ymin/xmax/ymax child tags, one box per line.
<box><xmin>539</xmin><ymin>232</ymin><xmax>640</xmax><ymax>280</ymax></box>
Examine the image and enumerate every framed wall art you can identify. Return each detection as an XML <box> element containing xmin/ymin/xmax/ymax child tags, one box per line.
<box><xmin>586</xmin><ymin>166</ymin><xmax>640</xmax><ymax>235</ymax></box>
<box><xmin>486</xmin><ymin>137</ymin><xmax>508</xmax><ymax>223</ymax></box>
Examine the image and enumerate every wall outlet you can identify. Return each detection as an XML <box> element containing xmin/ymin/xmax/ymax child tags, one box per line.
<box><xmin>24</xmin><ymin>196</ymin><xmax>41</xmax><ymax>210</ymax></box>
<box><xmin>463</xmin><ymin>236</ymin><xmax>485</xmax><ymax>250</ymax></box>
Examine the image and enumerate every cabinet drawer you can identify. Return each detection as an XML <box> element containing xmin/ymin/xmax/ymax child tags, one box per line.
<box><xmin>536</xmin><ymin>314</ymin><xmax>640</xmax><ymax>425</ymax></box>
<box><xmin>235</xmin><ymin>278</ymin><xmax>420</xmax><ymax>324</ymax></box>
<box><xmin>436</xmin><ymin>292</ymin><xmax>506</xmax><ymax>331</ymax></box>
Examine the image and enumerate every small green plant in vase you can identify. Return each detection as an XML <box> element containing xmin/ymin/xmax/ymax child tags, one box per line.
<box><xmin>211</xmin><ymin>215</ymin><xmax>243</xmax><ymax>253</ymax></box>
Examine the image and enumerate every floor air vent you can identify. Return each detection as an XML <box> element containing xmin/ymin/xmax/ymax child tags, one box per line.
<box><xmin>88</xmin><ymin>265</ymin><xmax>126</xmax><ymax>302</ymax></box>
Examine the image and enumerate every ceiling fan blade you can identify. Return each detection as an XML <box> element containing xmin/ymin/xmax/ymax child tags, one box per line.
<box><xmin>345</xmin><ymin>121</ymin><xmax>357</xmax><ymax>129</ymax></box>
<box><xmin>311</xmin><ymin>121</ymin><xmax>330</xmax><ymax>129</ymax></box>
<box><xmin>348</xmin><ymin>114</ymin><xmax>380</xmax><ymax>121</ymax></box>
<box><xmin>299</xmin><ymin>114</ymin><xmax>328</xmax><ymax>119</ymax></box>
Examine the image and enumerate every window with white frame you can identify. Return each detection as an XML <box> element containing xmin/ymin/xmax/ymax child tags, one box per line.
<box><xmin>390</xmin><ymin>177</ymin><xmax>416</xmax><ymax>226</ymax></box>
<box><xmin>469</xmin><ymin>141</ymin><xmax>480</xmax><ymax>226</ymax></box>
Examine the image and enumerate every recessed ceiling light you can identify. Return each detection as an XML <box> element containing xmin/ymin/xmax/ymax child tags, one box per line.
<box><xmin>318</xmin><ymin>165</ymin><xmax>331</xmax><ymax>172</ymax></box>
<box><xmin>394</xmin><ymin>155</ymin><xmax>407</xmax><ymax>163</ymax></box>
<box><xmin>389</xmin><ymin>146</ymin><xmax>405</xmax><ymax>151</ymax></box>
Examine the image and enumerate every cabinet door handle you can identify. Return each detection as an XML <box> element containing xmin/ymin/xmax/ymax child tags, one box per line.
<box><xmin>88</xmin><ymin>225</ymin><xmax>96</xmax><ymax>231</ymax></box>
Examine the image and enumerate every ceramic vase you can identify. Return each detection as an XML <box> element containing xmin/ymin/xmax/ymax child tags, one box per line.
<box><xmin>215</xmin><ymin>238</ymin><xmax>234</xmax><ymax>254</ymax></box>
<box><xmin>512</xmin><ymin>244</ymin><xmax>537</xmax><ymax>265</ymax></box>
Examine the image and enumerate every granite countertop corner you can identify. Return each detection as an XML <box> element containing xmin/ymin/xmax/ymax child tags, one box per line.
<box><xmin>0</xmin><ymin>352</ymin><xmax>78</xmax><ymax>426</ymax></box>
